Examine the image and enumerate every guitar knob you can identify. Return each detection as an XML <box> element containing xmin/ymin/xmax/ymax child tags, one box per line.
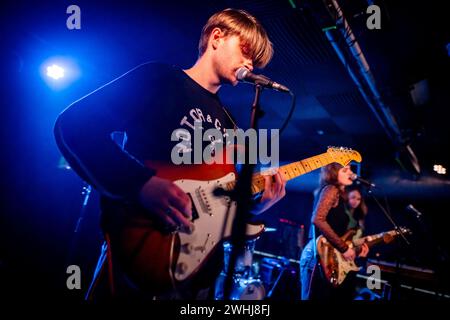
<box><xmin>176</xmin><ymin>262</ymin><xmax>188</xmax><ymax>275</ymax></box>
<box><xmin>181</xmin><ymin>223</ymin><xmax>195</xmax><ymax>234</ymax></box>
<box><xmin>181</xmin><ymin>243</ymin><xmax>193</xmax><ymax>254</ymax></box>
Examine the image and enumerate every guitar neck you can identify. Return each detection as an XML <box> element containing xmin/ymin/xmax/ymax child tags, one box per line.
<box><xmin>353</xmin><ymin>230</ymin><xmax>398</xmax><ymax>249</ymax></box>
<box><xmin>225</xmin><ymin>152</ymin><xmax>337</xmax><ymax>195</ymax></box>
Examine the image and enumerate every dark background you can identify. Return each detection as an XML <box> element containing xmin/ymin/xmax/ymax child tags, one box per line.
<box><xmin>1</xmin><ymin>0</ymin><xmax>449</xmax><ymax>301</ymax></box>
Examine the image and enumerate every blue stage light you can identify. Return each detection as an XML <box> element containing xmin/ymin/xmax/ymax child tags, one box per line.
<box><xmin>40</xmin><ymin>57</ymin><xmax>80</xmax><ymax>90</ymax></box>
<box><xmin>46</xmin><ymin>64</ymin><xmax>65</xmax><ymax>79</ymax></box>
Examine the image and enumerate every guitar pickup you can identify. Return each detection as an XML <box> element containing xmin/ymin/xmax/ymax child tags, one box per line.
<box><xmin>187</xmin><ymin>193</ymin><xmax>199</xmax><ymax>221</ymax></box>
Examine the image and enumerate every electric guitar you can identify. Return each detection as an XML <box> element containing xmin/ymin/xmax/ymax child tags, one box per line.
<box><xmin>316</xmin><ymin>227</ymin><xmax>411</xmax><ymax>287</ymax></box>
<box><xmin>115</xmin><ymin>147</ymin><xmax>362</xmax><ymax>294</ymax></box>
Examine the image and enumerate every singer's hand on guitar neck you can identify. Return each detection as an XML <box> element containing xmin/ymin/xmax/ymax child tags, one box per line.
<box><xmin>251</xmin><ymin>170</ymin><xmax>286</xmax><ymax>214</ymax></box>
<box><xmin>139</xmin><ymin>176</ymin><xmax>193</xmax><ymax>232</ymax></box>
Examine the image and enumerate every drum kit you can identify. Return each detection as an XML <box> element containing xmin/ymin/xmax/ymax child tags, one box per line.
<box><xmin>214</xmin><ymin>227</ymin><xmax>298</xmax><ymax>300</ymax></box>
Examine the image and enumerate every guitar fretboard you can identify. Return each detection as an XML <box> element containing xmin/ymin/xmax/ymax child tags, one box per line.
<box><xmin>224</xmin><ymin>152</ymin><xmax>344</xmax><ymax>194</ymax></box>
<box><xmin>354</xmin><ymin>230</ymin><xmax>399</xmax><ymax>248</ymax></box>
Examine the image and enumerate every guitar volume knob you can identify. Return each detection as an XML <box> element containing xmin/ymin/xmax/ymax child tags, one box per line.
<box><xmin>176</xmin><ymin>262</ymin><xmax>188</xmax><ymax>275</ymax></box>
<box><xmin>181</xmin><ymin>243</ymin><xmax>193</xmax><ymax>254</ymax></box>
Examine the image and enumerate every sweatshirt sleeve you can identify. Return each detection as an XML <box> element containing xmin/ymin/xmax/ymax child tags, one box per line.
<box><xmin>53</xmin><ymin>63</ymin><xmax>160</xmax><ymax>202</ymax></box>
<box><xmin>312</xmin><ymin>185</ymin><xmax>349</xmax><ymax>253</ymax></box>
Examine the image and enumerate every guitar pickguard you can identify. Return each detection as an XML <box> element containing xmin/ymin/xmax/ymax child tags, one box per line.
<box><xmin>173</xmin><ymin>173</ymin><xmax>263</xmax><ymax>281</ymax></box>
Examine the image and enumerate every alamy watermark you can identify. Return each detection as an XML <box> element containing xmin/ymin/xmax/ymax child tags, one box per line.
<box><xmin>366</xmin><ymin>5</ymin><xmax>381</xmax><ymax>30</ymax></box>
<box><xmin>66</xmin><ymin>265</ymin><xmax>81</xmax><ymax>290</ymax></box>
<box><xmin>66</xmin><ymin>5</ymin><xmax>81</xmax><ymax>30</ymax></box>
<box><xmin>366</xmin><ymin>264</ymin><xmax>382</xmax><ymax>290</ymax></box>
<box><xmin>171</xmin><ymin>121</ymin><xmax>280</xmax><ymax>167</ymax></box>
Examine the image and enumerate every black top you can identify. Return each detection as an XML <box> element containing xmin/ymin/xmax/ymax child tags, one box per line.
<box><xmin>54</xmin><ymin>62</ymin><xmax>235</xmax><ymax>203</ymax></box>
<box><xmin>324</xmin><ymin>197</ymin><xmax>350</xmax><ymax>237</ymax></box>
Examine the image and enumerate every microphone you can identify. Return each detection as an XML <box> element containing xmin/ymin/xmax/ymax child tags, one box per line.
<box><xmin>236</xmin><ymin>67</ymin><xmax>290</xmax><ymax>93</ymax></box>
<box><xmin>406</xmin><ymin>204</ymin><xmax>423</xmax><ymax>219</ymax></box>
<box><xmin>350</xmin><ymin>174</ymin><xmax>376</xmax><ymax>188</ymax></box>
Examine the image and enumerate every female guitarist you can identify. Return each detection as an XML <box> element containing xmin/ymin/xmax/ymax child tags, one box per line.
<box><xmin>299</xmin><ymin>163</ymin><xmax>369</xmax><ymax>300</ymax></box>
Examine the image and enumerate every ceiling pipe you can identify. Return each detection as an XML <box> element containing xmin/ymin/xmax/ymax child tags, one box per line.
<box><xmin>328</xmin><ymin>0</ymin><xmax>403</xmax><ymax>140</ymax></box>
<box><xmin>322</xmin><ymin>0</ymin><xmax>421</xmax><ymax>175</ymax></box>
<box><xmin>323</xmin><ymin>30</ymin><xmax>392</xmax><ymax>140</ymax></box>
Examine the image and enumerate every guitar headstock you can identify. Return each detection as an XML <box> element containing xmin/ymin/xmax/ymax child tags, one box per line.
<box><xmin>327</xmin><ymin>146</ymin><xmax>362</xmax><ymax>166</ymax></box>
<box><xmin>384</xmin><ymin>227</ymin><xmax>412</xmax><ymax>244</ymax></box>
<box><xmin>396</xmin><ymin>227</ymin><xmax>412</xmax><ymax>236</ymax></box>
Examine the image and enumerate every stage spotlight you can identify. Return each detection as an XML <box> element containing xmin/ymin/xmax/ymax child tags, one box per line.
<box><xmin>433</xmin><ymin>164</ymin><xmax>446</xmax><ymax>175</ymax></box>
<box><xmin>40</xmin><ymin>56</ymin><xmax>80</xmax><ymax>90</ymax></box>
<box><xmin>46</xmin><ymin>64</ymin><xmax>65</xmax><ymax>80</ymax></box>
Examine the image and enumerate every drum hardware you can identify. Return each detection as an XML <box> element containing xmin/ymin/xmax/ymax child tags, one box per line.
<box><xmin>266</xmin><ymin>263</ymin><xmax>288</xmax><ymax>298</ymax></box>
<box><xmin>215</xmin><ymin>239</ymin><xmax>265</xmax><ymax>300</ymax></box>
<box><xmin>214</xmin><ymin>272</ymin><xmax>266</xmax><ymax>300</ymax></box>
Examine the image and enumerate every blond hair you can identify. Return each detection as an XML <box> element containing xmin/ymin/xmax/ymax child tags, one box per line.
<box><xmin>198</xmin><ymin>8</ymin><xmax>273</xmax><ymax>68</ymax></box>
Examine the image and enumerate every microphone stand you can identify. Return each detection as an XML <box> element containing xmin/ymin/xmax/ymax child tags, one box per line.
<box><xmin>366</xmin><ymin>185</ymin><xmax>410</xmax><ymax>300</ymax></box>
<box><xmin>66</xmin><ymin>182</ymin><xmax>92</xmax><ymax>264</ymax></box>
<box><xmin>367</xmin><ymin>188</ymin><xmax>410</xmax><ymax>245</ymax></box>
<box><xmin>223</xmin><ymin>84</ymin><xmax>264</xmax><ymax>300</ymax></box>
<box><xmin>411</xmin><ymin>207</ymin><xmax>449</xmax><ymax>299</ymax></box>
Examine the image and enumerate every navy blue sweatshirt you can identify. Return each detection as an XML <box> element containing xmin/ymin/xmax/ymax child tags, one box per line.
<box><xmin>54</xmin><ymin>62</ymin><xmax>234</xmax><ymax>203</ymax></box>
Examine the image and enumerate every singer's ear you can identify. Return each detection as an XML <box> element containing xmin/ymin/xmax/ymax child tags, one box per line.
<box><xmin>210</xmin><ymin>28</ymin><xmax>225</xmax><ymax>50</ymax></box>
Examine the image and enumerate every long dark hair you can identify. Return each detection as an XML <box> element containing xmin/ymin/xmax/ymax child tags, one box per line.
<box><xmin>319</xmin><ymin>163</ymin><xmax>344</xmax><ymax>188</ymax></box>
<box><xmin>313</xmin><ymin>163</ymin><xmax>344</xmax><ymax>199</ymax></box>
<box><xmin>345</xmin><ymin>185</ymin><xmax>368</xmax><ymax>221</ymax></box>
